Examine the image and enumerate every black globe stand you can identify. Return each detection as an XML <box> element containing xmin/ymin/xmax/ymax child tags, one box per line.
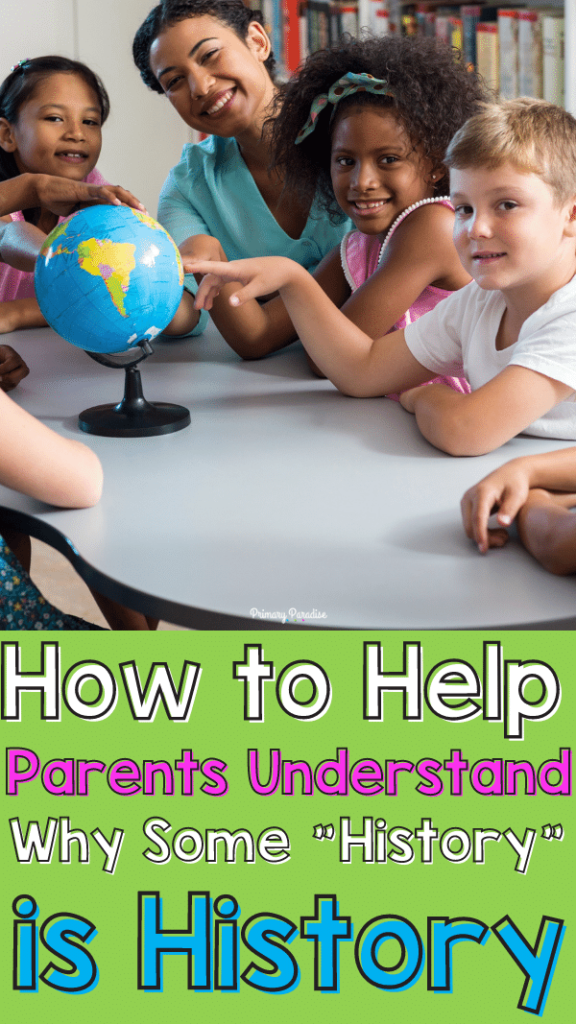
<box><xmin>78</xmin><ymin>341</ymin><xmax>191</xmax><ymax>438</ymax></box>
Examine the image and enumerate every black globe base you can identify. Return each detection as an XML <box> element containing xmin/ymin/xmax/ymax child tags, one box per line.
<box><xmin>79</xmin><ymin>360</ymin><xmax>190</xmax><ymax>437</ymax></box>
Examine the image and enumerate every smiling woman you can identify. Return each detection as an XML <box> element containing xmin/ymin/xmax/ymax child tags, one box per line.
<box><xmin>133</xmin><ymin>0</ymin><xmax>350</xmax><ymax>339</ymax></box>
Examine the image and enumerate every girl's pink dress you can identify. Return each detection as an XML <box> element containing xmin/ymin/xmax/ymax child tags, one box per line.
<box><xmin>0</xmin><ymin>168</ymin><xmax>108</xmax><ymax>302</ymax></box>
<box><xmin>340</xmin><ymin>196</ymin><xmax>471</xmax><ymax>397</ymax></box>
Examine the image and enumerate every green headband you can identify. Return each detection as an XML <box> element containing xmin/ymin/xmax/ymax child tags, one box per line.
<box><xmin>295</xmin><ymin>72</ymin><xmax>394</xmax><ymax>145</ymax></box>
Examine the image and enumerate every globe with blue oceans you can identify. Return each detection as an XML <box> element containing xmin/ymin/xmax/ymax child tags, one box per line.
<box><xmin>34</xmin><ymin>205</ymin><xmax>184</xmax><ymax>354</ymax></box>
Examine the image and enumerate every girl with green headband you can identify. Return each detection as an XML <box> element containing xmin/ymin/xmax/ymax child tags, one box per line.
<box><xmin>183</xmin><ymin>34</ymin><xmax>484</xmax><ymax>375</ymax></box>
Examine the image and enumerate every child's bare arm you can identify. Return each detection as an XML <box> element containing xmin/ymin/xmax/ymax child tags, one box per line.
<box><xmin>190</xmin><ymin>255</ymin><xmax>432</xmax><ymax>392</ymax></box>
<box><xmin>0</xmin><ymin>173</ymin><xmax>145</xmax><ymax>219</ymax></box>
<box><xmin>161</xmin><ymin>290</ymin><xmax>201</xmax><ymax>336</ymax></box>
<box><xmin>179</xmin><ymin>237</ymin><xmax>296</xmax><ymax>355</ymax></box>
<box><xmin>0</xmin><ymin>299</ymin><xmax>48</xmax><ymax>335</ymax></box>
<box><xmin>462</xmin><ymin>448</ymin><xmax>576</xmax><ymax>553</ymax></box>
<box><xmin>159</xmin><ymin>234</ymin><xmax>223</xmax><ymax>337</ymax></box>
<box><xmin>202</xmin><ymin>247</ymin><xmax>353</xmax><ymax>360</ymax></box>
<box><xmin>517</xmin><ymin>490</ymin><xmax>576</xmax><ymax>575</ymax></box>
<box><xmin>0</xmin><ymin>217</ymin><xmax>47</xmax><ymax>271</ymax></box>
<box><xmin>180</xmin><ymin>241</ymin><xmax>342</xmax><ymax>358</ymax></box>
<box><xmin>0</xmin><ymin>389</ymin><xmax>102</xmax><ymax>507</ymax></box>
<box><xmin>400</xmin><ymin>365</ymin><xmax>573</xmax><ymax>457</ymax></box>
<box><xmin>182</xmin><ymin>205</ymin><xmax>468</xmax><ymax>359</ymax></box>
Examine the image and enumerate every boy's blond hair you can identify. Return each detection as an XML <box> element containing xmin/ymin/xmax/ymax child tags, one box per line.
<box><xmin>445</xmin><ymin>98</ymin><xmax>576</xmax><ymax>206</ymax></box>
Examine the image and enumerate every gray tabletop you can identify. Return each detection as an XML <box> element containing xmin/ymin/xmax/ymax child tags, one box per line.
<box><xmin>1</xmin><ymin>325</ymin><xmax>575</xmax><ymax>629</ymax></box>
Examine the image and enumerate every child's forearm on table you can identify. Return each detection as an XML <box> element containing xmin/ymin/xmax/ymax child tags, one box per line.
<box><xmin>207</xmin><ymin>286</ymin><xmax>297</xmax><ymax>358</ymax></box>
<box><xmin>405</xmin><ymin>377</ymin><xmax>551</xmax><ymax>458</ymax></box>
<box><xmin>406</xmin><ymin>386</ymin><xmax>483</xmax><ymax>455</ymax></box>
<box><xmin>161</xmin><ymin>290</ymin><xmax>201</xmax><ymax>336</ymax></box>
<box><xmin>0</xmin><ymin>298</ymin><xmax>47</xmax><ymax>334</ymax></box>
<box><xmin>191</xmin><ymin>256</ymin><xmax>423</xmax><ymax>393</ymax></box>
<box><xmin>509</xmin><ymin>449</ymin><xmax>576</xmax><ymax>492</ymax></box>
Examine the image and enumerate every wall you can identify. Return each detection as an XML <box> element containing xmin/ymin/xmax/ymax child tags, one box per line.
<box><xmin>0</xmin><ymin>0</ymin><xmax>191</xmax><ymax>214</ymax></box>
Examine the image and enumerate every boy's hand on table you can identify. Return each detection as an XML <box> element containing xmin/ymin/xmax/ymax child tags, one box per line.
<box><xmin>0</xmin><ymin>344</ymin><xmax>30</xmax><ymax>391</ymax></box>
<box><xmin>461</xmin><ymin>461</ymin><xmax>534</xmax><ymax>554</ymax></box>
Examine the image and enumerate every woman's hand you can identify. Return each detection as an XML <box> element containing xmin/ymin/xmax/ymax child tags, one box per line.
<box><xmin>179</xmin><ymin>234</ymin><xmax>227</xmax><ymax>274</ymax></box>
<box><xmin>0</xmin><ymin>344</ymin><xmax>29</xmax><ymax>391</ymax></box>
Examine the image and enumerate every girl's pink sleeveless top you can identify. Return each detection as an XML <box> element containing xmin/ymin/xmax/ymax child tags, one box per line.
<box><xmin>340</xmin><ymin>196</ymin><xmax>470</xmax><ymax>395</ymax></box>
<box><xmin>0</xmin><ymin>168</ymin><xmax>108</xmax><ymax>303</ymax></box>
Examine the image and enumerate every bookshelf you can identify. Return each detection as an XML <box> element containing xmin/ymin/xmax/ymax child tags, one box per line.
<box><xmin>255</xmin><ymin>1</ymin><xmax>575</xmax><ymax>114</ymax></box>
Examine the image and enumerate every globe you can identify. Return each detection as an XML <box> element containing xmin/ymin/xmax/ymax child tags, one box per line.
<box><xmin>34</xmin><ymin>205</ymin><xmax>184</xmax><ymax>354</ymax></box>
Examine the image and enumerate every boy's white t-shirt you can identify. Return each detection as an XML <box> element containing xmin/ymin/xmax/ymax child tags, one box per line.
<box><xmin>404</xmin><ymin>276</ymin><xmax>576</xmax><ymax>439</ymax></box>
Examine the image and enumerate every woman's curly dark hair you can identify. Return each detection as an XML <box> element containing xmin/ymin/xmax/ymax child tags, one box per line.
<box><xmin>133</xmin><ymin>0</ymin><xmax>277</xmax><ymax>92</ymax></box>
<box><xmin>270</xmin><ymin>35</ymin><xmax>486</xmax><ymax>221</ymax></box>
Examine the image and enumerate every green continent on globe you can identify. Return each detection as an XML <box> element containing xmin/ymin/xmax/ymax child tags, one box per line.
<box><xmin>40</xmin><ymin>220</ymin><xmax>70</xmax><ymax>254</ymax></box>
<box><xmin>77</xmin><ymin>238</ymin><xmax>136</xmax><ymax>318</ymax></box>
<box><xmin>132</xmin><ymin>208</ymin><xmax>162</xmax><ymax>231</ymax></box>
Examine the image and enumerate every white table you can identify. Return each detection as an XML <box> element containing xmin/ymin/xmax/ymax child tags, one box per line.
<box><xmin>1</xmin><ymin>325</ymin><xmax>575</xmax><ymax>629</ymax></box>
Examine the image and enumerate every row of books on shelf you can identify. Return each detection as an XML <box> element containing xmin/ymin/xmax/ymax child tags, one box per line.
<box><xmin>246</xmin><ymin>2</ymin><xmax>565</xmax><ymax>107</ymax></box>
<box><xmin>399</xmin><ymin>5</ymin><xmax>565</xmax><ymax>106</ymax></box>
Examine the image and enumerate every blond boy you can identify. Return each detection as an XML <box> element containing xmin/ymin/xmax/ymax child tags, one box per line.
<box><xmin>188</xmin><ymin>99</ymin><xmax>576</xmax><ymax>456</ymax></box>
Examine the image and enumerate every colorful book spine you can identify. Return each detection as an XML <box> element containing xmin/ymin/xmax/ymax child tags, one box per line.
<box><xmin>365</xmin><ymin>0</ymin><xmax>389</xmax><ymax>35</ymax></box>
<box><xmin>299</xmin><ymin>2</ymin><xmax>310</xmax><ymax>63</ymax></box>
<box><xmin>307</xmin><ymin>0</ymin><xmax>330</xmax><ymax>55</ymax></box>
<box><xmin>518</xmin><ymin>9</ymin><xmax>543</xmax><ymax>99</ymax></box>
<box><xmin>284</xmin><ymin>0</ymin><xmax>302</xmax><ymax>71</ymax></box>
<box><xmin>476</xmin><ymin>20</ymin><xmax>499</xmax><ymax>95</ymax></box>
<box><xmin>375</xmin><ymin>5</ymin><xmax>390</xmax><ymax>35</ymax></box>
<box><xmin>449</xmin><ymin>15</ymin><xmax>463</xmax><ymax>55</ymax></box>
<box><xmin>461</xmin><ymin>5</ymin><xmax>498</xmax><ymax>71</ymax></box>
<box><xmin>435</xmin><ymin>14</ymin><xmax>453</xmax><ymax>47</ymax></box>
<box><xmin>269</xmin><ymin>0</ymin><xmax>287</xmax><ymax>75</ymax></box>
<box><xmin>387</xmin><ymin>0</ymin><xmax>402</xmax><ymax>34</ymax></box>
<box><xmin>339</xmin><ymin>1</ymin><xmax>359</xmax><ymax>37</ymax></box>
<box><xmin>497</xmin><ymin>8</ymin><xmax>519</xmax><ymax>100</ymax></box>
<box><xmin>461</xmin><ymin>4</ymin><xmax>483</xmax><ymax>68</ymax></box>
<box><xmin>357</xmin><ymin>0</ymin><xmax>371</xmax><ymax>31</ymax></box>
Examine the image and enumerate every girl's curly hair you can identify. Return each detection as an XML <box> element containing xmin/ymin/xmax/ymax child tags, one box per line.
<box><xmin>133</xmin><ymin>0</ymin><xmax>277</xmax><ymax>92</ymax></box>
<box><xmin>270</xmin><ymin>35</ymin><xmax>486</xmax><ymax>221</ymax></box>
